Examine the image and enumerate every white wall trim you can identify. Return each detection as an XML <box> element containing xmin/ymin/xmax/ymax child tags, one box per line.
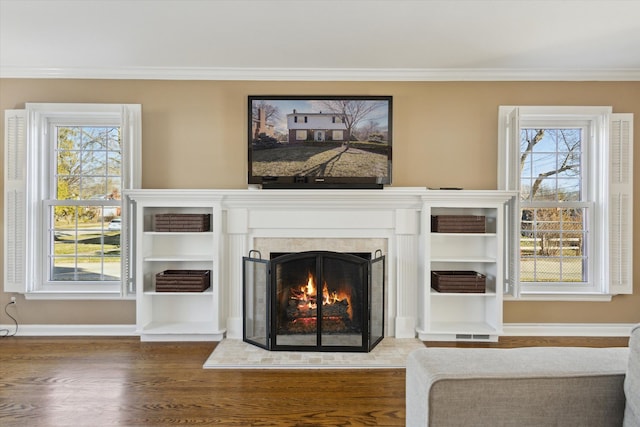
<box><xmin>503</xmin><ymin>323</ymin><xmax>636</xmax><ymax>337</ymax></box>
<box><xmin>0</xmin><ymin>324</ymin><xmax>137</xmax><ymax>336</ymax></box>
<box><xmin>2</xmin><ymin>66</ymin><xmax>640</xmax><ymax>82</ymax></box>
<box><xmin>2</xmin><ymin>323</ymin><xmax>635</xmax><ymax>337</ymax></box>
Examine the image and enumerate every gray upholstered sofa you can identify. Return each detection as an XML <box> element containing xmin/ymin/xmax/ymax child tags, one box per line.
<box><xmin>406</xmin><ymin>324</ymin><xmax>639</xmax><ymax>426</ymax></box>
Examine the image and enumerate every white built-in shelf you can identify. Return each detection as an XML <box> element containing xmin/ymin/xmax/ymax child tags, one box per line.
<box><xmin>141</xmin><ymin>321</ymin><xmax>220</xmax><ymax>335</ymax></box>
<box><xmin>429</xmin><ymin>321</ymin><xmax>500</xmax><ymax>335</ymax></box>
<box><xmin>144</xmin><ymin>255</ymin><xmax>213</xmax><ymax>262</ymax></box>
<box><xmin>432</xmin><ymin>232</ymin><xmax>497</xmax><ymax>237</ymax></box>
<box><xmin>144</xmin><ymin>289</ymin><xmax>214</xmax><ymax>296</ymax></box>
<box><xmin>418</xmin><ymin>191</ymin><xmax>516</xmax><ymax>342</ymax></box>
<box><xmin>144</xmin><ymin>231</ymin><xmax>214</xmax><ymax>236</ymax></box>
<box><xmin>430</xmin><ymin>289</ymin><xmax>497</xmax><ymax>297</ymax></box>
<box><xmin>126</xmin><ymin>190</ymin><xmax>224</xmax><ymax>342</ymax></box>
<box><xmin>431</xmin><ymin>256</ymin><xmax>496</xmax><ymax>263</ymax></box>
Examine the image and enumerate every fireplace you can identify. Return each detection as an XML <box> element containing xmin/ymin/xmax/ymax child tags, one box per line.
<box><xmin>243</xmin><ymin>250</ymin><xmax>385</xmax><ymax>352</ymax></box>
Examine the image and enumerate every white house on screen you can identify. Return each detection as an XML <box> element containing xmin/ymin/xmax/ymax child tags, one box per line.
<box><xmin>286</xmin><ymin>109</ymin><xmax>348</xmax><ymax>144</ymax></box>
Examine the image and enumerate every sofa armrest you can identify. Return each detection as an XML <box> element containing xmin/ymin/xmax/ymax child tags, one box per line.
<box><xmin>406</xmin><ymin>346</ymin><xmax>628</xmax><ymax>427</ymax></box>
<box><xmin>624</xmin><ymin>324</ymin><xmax>640</xmax><ymax>427</ymax></box>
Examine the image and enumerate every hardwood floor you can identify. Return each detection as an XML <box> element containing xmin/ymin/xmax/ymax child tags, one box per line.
<box><xmin>0</xmin><ymin>336</ymin><xmax>629</xmax><ymax>426</ymax></box>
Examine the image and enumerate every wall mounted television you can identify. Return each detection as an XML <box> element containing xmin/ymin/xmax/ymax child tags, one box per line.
<box><xmin>248</xmin><ymin>95</ymin><xmax>392</xmax><ymax>189</ymax></box>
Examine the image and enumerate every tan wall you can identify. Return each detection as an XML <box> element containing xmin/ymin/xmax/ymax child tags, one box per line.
<box><xmin>1</xmin><ymin>78</ymin><xmax>639</xmax><ymax>326</ymax></box>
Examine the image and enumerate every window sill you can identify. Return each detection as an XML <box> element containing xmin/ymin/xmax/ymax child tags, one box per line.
<box><xmin>504</xmin><ymin>293</ymin><xmax>613</xmax><ymax>302</ymax></box>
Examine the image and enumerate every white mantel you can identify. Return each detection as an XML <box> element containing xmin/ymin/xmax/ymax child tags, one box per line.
<box><xmin>220</xmin><ymin>187</ymin><xmax>426</xmax><ymax>339</ymax></box>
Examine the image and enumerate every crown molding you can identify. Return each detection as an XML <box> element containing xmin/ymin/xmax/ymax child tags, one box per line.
<box><xmin>2</xmin><ymin>66</ymin><xmax>640</xmax><ymax>81</ymax></box>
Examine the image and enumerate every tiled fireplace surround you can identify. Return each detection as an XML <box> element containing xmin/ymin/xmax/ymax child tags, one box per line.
<box><xmin>223</xmin><ymin>188</ymin><xmax>422</xmax><ymax>340</ymax></box>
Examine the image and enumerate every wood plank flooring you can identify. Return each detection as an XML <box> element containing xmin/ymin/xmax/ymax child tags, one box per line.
<box><xmin>0</xmin><ymin>336</ymin><xmax>629</xmax><ymax>426</ymax></box>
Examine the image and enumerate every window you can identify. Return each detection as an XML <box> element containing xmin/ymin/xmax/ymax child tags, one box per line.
<box><xmin>498</xmin><ymin>106</ymin><xmax>632</xmax><ymax>299</ymax></box>
<box><xmin>4</xmin><ymin>103</ymin><xmax>141</xmax><ymax>298</ymax></box>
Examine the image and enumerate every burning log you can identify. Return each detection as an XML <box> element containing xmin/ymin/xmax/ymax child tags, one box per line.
<box><xmin>284</xmin><ymin>273</ymin><xmax>353</xmax><ymax>333</ymax></box>
<box><xmin>321</xmin><ymin>299</ymin><xmax>350</xmax><ymax>318</ymax></box>
<box><xmin>287</xmin><ymin>295</ymin><xmax>350</xmax><ymax>320</ymax></box>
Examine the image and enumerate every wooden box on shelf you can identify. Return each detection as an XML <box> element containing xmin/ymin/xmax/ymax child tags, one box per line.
<box><xmin>155</xmin><ymin>270</ymin><xmax>211</xmax><ymax>292</ymax></box>
<box><xmin>431</xmin><ymin>215</ymin><xmax>485</xmax><ymax>233</ymax></box>
<box><xmin>154</xmin><ymin>214</ymin><xmax>211</xmax><ymax>232</ymax></box>
<box><xmin>431</xmin><ymin>271</ymin><xmax>486</xmax><ymax>293</ymax></box>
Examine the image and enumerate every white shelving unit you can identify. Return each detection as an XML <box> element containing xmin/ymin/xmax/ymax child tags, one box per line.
<box><xmin>417</xmin><ymin>191</ymin><xmax>516</xmax><ymax>342</ymax></box>
<box><xmin>126</xmin><ymin>190</ymin><xmax>226</xmax><ymax>342</ymax></box>
<box><xmin>123</xmin><ymin>188</ymin><xmax>514</xmax><ymax>342</ymax></box>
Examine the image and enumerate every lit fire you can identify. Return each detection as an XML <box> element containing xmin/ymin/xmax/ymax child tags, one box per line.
<box><xmin>290</xmin><ymin>271</ymin><xmax>352</xmax><ymax>319</ymax></box>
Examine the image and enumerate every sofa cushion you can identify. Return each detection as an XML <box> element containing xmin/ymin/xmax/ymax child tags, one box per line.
<box><xmin>407</xmin><ymin>346</ymin><xmax>629</xmax><ymax>426</ymax></box>
<box><xmin>624</xmin><ymin>324</ymin><xmax>640</xmax><ymax>427</ymax></box>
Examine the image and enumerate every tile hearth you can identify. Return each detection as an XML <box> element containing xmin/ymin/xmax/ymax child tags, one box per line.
<box><xmin>203</xmin><ymin>338</ymin><xmax>425</xmax><ymax>369</ymax></box>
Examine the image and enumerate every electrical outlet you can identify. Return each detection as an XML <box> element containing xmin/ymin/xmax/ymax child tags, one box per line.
<box><xmin>10</xmin><ymin>296</ymin><xmax>16</xmax><ymax>304</ymax></box>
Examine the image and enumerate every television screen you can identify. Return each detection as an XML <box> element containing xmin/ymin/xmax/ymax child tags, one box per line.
<box><xmin>248</xmin><ymin>95</ymin><xmax>392</xmax><ymax>189</ymax></box>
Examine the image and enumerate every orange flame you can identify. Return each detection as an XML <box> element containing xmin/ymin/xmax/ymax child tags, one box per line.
<box><xmin>293</xmin><ymin>272</ymin><xmax>353</xmax><ymax>319</ymax></box>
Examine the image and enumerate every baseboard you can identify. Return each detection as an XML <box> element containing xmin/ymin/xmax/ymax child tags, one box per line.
<box><xmin>0</xmin><ymin>324</ymin><xmax>137</xmax><ymax>336</ymax></box>
<box><xmin>1</xmin><ymin>322</ymin><xmax>636</xmax><ymax>338</ymax></box>
<box><xmin>503</xmin><ymin>323</ymin><xmax>637</xmax><ymax>337</ymax></box>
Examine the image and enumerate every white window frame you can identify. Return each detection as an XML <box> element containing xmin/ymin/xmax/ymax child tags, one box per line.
<box><xmin>4</xmin><ymin>103</ymin><xmax>141</xmax><ymax>299</ymax></box>
<box><xmin>498</xmin><ymin>106</ymin><xmax>633</xmax><ymax>300</ymax></box>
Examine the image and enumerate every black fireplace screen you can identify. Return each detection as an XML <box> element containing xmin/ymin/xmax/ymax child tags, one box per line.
<box><xmin>243</xmin><ymin>250</ymin><xmax>384</xmax><ymax>352</ymax></box>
